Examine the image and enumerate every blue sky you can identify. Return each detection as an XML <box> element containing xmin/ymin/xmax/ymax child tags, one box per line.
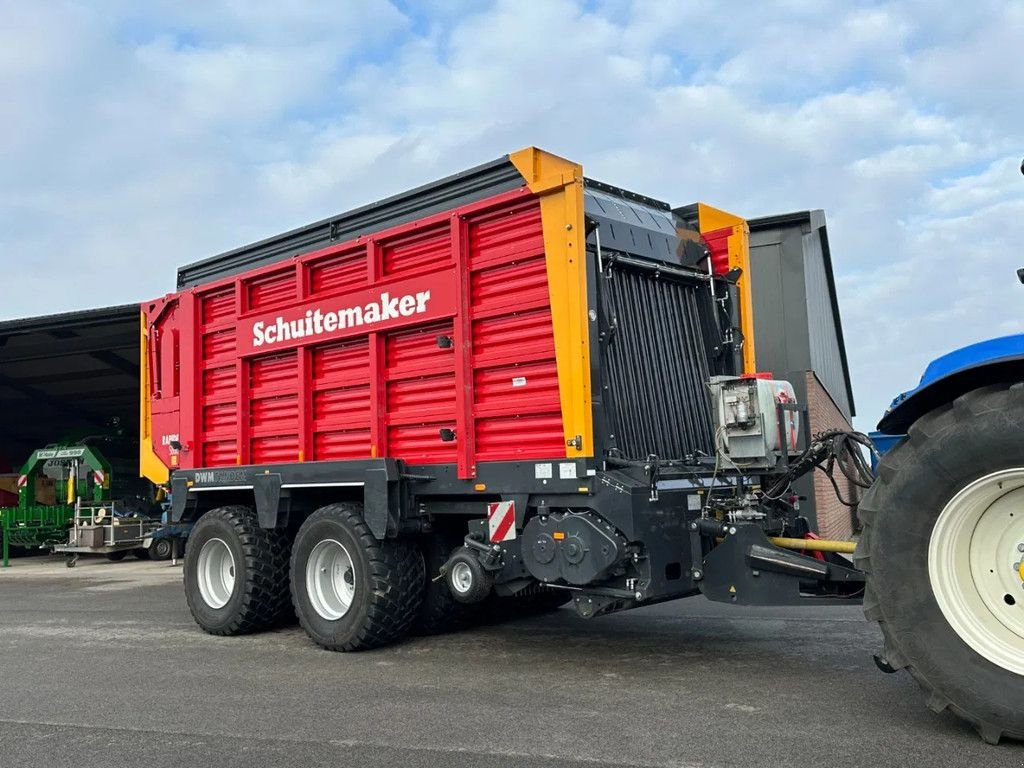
<box><xmin>1</xmin><ymin>0</ymin><xmax>1022</xmax><ymax>428</ymax></box>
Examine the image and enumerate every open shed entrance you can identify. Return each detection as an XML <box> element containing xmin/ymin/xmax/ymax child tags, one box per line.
<box><xmin>0</xmin><ymin>305</ymin><xmax>141</xmax><ymax>491</ymax></box>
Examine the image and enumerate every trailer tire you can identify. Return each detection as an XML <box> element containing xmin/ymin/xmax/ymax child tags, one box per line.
<box><xmin>106</xmin><ymin>551</ymin><xmax>128</xmax><ymax>562</ymax></box>
<box><xmin>411</xmin><ymin>532</ymin><xmax>479</xmax><ymax>636</ymax></box>
<box><xmin>290</xmin><ymin>503</ymin><xmax>424</xmax><ymax>651</ymax></box>
<box><xmin>150</xmin><ymin>538</ymin><xmax>173</xmax><ymax>561</ymax></box>
<box><xmin>857</xmin><ymin>383</ymin><xmax>1024</xmax><ymax>744</ymax></box>
<box><xmin>183</xmin><ymin>506</ymin><xmax>291</xmax><ymax>636</ymax></box>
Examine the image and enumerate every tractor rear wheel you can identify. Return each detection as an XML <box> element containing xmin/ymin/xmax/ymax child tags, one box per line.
<box><xmin>857</xmin><ymin>383</ymin><xmax>1024</xmax><ymax>743</ymax></box>
<box><xmin>183</xmin><ymin>506</ymin><xmax>292</xmax><ymax>636</ymax></box>
<box><xmin>289</xmin><ymin>503</ymin><xmax>424</xmax><ymax>651</ymax></box>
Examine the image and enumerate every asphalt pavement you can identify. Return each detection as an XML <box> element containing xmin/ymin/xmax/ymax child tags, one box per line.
<box><xmin>0</xmin><ymin>555</ymin><xmax>1020</xmax><ymax>768</ymax></box>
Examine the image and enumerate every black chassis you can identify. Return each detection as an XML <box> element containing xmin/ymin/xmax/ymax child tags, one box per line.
<box><xmin>169</xmin><ymin>455</ymin><xmax>864</xmax><ymax>613</ymax></box>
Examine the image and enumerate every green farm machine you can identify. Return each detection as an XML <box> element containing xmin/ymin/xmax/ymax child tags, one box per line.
<box><xmin>0</xmin><ymin>444</ymin><xmax>114</xmax><ymax>566</ymax></box>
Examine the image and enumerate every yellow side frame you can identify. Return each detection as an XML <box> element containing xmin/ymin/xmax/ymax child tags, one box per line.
<box><xmin>509</xmin><ymin>147</ymin><xmax>593</xmax><ymax>458</ymax></box>
<box><xmin>696</xmin><ymin>203</ymin><xmax>757</xmax><ymax>373</ymax></box>
<box><xmin>139</xmin><ymin>311</ymin><xmax>170</xmax><ymax>484</ymax></box>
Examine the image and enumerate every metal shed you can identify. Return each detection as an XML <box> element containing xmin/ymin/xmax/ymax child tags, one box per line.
<box><xmin>747</xmin><ymin>210</ymin><xmax>858</xmax><ymax>538</ymax></box>
<box><xmin>748</xmin><ymin>210</ymin><xmax>854</xmax><ymax>419</ymax></box>
<box><xmin>0</xmin><ymin>305</ymin><xmax>140</xmax><ymax>471</ymax></box>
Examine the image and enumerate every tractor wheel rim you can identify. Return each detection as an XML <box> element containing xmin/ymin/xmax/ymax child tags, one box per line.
<box><xmin>451</xmin><ymin>561</ymin><xmax>474</xmax><ymax>594</ymax></box>
<box><xmin>306</xmin><ymin>539</ymin><xmax>356</xmax><ymax>621</ymax></box>
<box><xmin>929</xmin><ymin>468</ymin><xmax>1024</xmax><ymax>675</ymax></box>
<box><xmin>197</xmin><ymin>538</ymin><xmax>236</xmax><ymax>609</ymax></box>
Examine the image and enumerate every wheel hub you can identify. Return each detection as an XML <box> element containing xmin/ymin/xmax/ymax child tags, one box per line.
<box><xmin>306</xmin><ymin>539</ymin><xmax>356</xmax><ymax>621</ymax></box>
<box><xmin>196</xmin><ymin>538</ymin><xmax>236</xmax><ymax>609</ymax></box>
<box><xmin>450</xmin><ymin>561</ymin><xmax>474</xmax><ymax>594</ymax></box>
<box><xmin>929</xmin><ymin>469</ymin><xmax>1024</xmax><ymax>675</ymax></box>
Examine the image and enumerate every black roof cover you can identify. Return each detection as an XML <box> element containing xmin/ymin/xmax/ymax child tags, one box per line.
<box><xmin>177</xmin><ymin>156</ymin><xmax>524</xmax><ymax>288</ymax></box>
<box><xmin>175</xmin><ymin>154</ymin><xmax>689</xmax><ymax>289</ymax></box>
<box><xmin>0</xmin><ymin>305</ymin><xmax>139</xmax><ymax>471</ymax></box>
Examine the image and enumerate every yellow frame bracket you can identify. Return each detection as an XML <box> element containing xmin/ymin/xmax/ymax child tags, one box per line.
<box><xmin>139</xmin><ymin>311</ymin><xmax>170</xmax><ymax>484</ymax></box>
<box><xmin>696</xmin><ymin>203</ymin><xmax>757</xmax><ymax>374</ymax></box>
<box><xmin>509</xmin><ymin>147</ymin><xmax>593</xmax><ymax>458</ymax></box>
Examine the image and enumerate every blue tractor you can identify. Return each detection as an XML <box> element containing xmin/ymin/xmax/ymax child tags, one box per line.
<box><xmin>863</xmin><ymin>310</ymin><xmax>1024</xmax><ymax>737</ymax></box>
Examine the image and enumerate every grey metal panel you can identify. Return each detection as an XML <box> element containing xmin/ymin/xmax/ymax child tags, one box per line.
<box><xmin>748</xmin><ymin>211</ymin><xmax>855</xmax><ymax>420</ymax></box>
<box><xmin>801</xmin><ymin>220</ymin><xmax>852</xmax><ymax>418</ymax></box>
<box><xmin>748</xmin><ymin>227</ymin><xmax>812</xmax><ymax>374</ymax></box>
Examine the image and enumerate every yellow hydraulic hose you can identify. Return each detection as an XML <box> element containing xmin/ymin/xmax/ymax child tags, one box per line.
<box><xmin>768</xmin><ymin>536</ymin><xmax>857</xmax><ymax>554</ymax></box>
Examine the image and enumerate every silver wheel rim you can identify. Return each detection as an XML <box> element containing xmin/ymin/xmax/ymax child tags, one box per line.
<box><xmin>450</xmin><ymin>561</ymin><xmax>473</xmax><ymax>594</ymax></box>
<box><xmin>197</xmin><ymin>538</ymin><xmax>236</xmax><ymax>609</ymax></box>
<box><xmin>929</xmin><ymin>468</ymin><xmax>1024</xmax><ymax>675</ymax></box>
<box><xmin>306</xmin><ymin>539</ymin><xmax>356</xmax><ymax>621</ymax></box>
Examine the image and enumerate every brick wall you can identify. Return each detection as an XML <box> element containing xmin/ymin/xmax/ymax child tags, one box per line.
<box><xmin>804</xmin><ymin>370</ymin><xmax>858</xmax><ymax>540</ymax></box>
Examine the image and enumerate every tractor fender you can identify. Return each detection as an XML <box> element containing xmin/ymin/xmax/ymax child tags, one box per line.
<box><xmin>878</xmin><ymin>335</ymin><xmax>1024</xmax><ymax>433</ymax></box>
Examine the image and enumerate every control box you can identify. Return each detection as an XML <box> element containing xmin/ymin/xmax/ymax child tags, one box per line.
<box><xmin>708</xmin><ymin>375</ymin><xmax>800</xmax><ymax>469</ymax></box>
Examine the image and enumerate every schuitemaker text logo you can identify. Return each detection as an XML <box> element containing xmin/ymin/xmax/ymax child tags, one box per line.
<box><xmin>252</xmin><ymin>290</ymin><xmax>432</xmax><ymax>348</ymax></box>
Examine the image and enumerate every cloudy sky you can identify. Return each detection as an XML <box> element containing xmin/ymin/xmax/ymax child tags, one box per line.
<box><xmin>1</xmin><ymin>0</ymin><xmax>1022</xmax><ymax>428</ymax></box>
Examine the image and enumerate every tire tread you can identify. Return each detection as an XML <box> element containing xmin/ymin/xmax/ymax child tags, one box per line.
<box><xmin>291</xmin><ymin>503</ymin><xmax>423</xmax><ymax>651</ymax></box>
<box><xmin>187</xmin><ymin>505</ymin><xmax>291</xmax><ymax>636</ymax></box>
<box><xmin>858</xmin><ymin>382</ymin><xmax>1024</xmax><ymax>744</ymax></box>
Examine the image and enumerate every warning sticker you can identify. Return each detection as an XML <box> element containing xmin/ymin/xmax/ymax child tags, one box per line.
<box><xmin>534</xmin><ymin>463</ymin><xmax>553</xmax><ymax>479</ymax></box>
<box><xmin>558</xmin><ymin>462</ymin><xmax>577</xmax><ymax>480</ymax></box>
<box><xmin>487</xmin><ymin>500</ymin><xmax>517</xmax><ymax>543</ymax></box>
<box><xmin>512</xmin><ymin>376</ymin><xmax>527</xmax><ymax>387</ymax></box>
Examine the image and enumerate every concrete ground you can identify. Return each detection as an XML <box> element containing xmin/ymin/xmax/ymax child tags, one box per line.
<box><xmin>0</xmin><ymin>554</ymin><xmax>1020</xmax><ymax>768</ymax></box>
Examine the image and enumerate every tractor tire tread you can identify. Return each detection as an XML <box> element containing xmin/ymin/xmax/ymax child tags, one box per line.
<box><xmin>857</xmin><ymin>382</ymin><xmax>1024</xmax><ymax>744</ymax></box>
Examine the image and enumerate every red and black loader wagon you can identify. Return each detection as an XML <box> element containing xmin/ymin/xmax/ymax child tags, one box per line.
<box><xmin>137</xmin><ymin>147</ymin><xmax>1022</xmax><ymax>742</ymax></box>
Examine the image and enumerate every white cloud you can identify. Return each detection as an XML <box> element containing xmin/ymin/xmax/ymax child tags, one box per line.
<box><xmin>0</xmin><ymin>0</ymin><xmax>1022</xmax><ymax>431</ymax></box>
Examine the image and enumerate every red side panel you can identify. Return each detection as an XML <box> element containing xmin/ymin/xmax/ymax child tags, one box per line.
<box><xmin>199</xmin><ymin>287</ymin><xmax>239</xmax><ymax>466</ymax></box>
<box><xmin>145</xmin><ymin>189</ymin><xmax>564</xmax><ymax>478</ymax></box>
<box><xmin>703</xmin><ymin>227</ymin><xmax>731</xmax><ymax>275</ymax></box>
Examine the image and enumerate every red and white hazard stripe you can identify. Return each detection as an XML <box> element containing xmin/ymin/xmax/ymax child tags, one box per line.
<box><xmin>487</xmin><ymin>500</ymin><xmax>517</xmax><ymax>543</ymax></box>
<box><xmin>93</xmin><ymin>469</ymin><xmax>106</xmax><ymax>486</ymax></box>
<box><xmin>16</xmin><ymin>474</ymin><xmax>28</xmax><ymax>489</ymax></box>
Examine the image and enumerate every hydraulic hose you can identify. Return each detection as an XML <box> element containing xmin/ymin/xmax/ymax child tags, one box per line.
<box><xmin>768</xmin><ymin>536</ymin><xmax>857</xmax><ymax>554</ymax></box>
